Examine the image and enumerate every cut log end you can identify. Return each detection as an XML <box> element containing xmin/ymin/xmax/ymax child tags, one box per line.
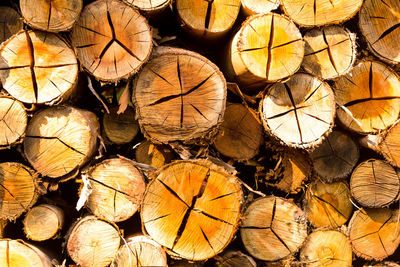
<box><xmin>281</xmin><ymin>0</ymin><xmax>363</xmax><ymax>27</ymax></box>
<box><xmin>134</xmin><ymin>47</ymin><xmax>226</xmax><ymax>144</ymax></box>
<box><xmin>300</xmin><ymin>230</ymin><xmax>352</xmax><ymax>267</ymax></box>
<box><xmin>304</xmin><ymin>180</ymin><xmax>353</xmax><ymax>229</ymax></box>
<box><xmin>375</xmin><ymin>120</ymin><xmax>400</xmax><ymax>169</ymax></box>
<box><xmin>0</xmin><ymin>7</ymin><xmax>23</xmax><ymax>44</ymax></box>
<box><xmin>67</xmin><ymin>216</ymin><xmax>120</xmax><ymax>267</ymax></box>
<box><xmin>350</xmin><ymin>159</ymin><xmax>400</xmax><ymax>208</ymax></box>
<box><xmin>103</xmin><ymin>106</ymin><xmax>139</xmax><ymax>145</ymax></box>
<box><xmin>302</xmin><ymin>26</ymin><xmax>356</xmax><ymax>80</ymax></box>
<box><xmin>0</xmin><ymin>30</ymin><xmax>78</xmax><ymax>104</ymax></box>
<box><xmin>217</xmin><ymin>251</ymin><xmax>257</xmax><ymax>267</ymax></box>
<box><xmin>71</xmin><ymin>0</ymin><xmax>153</xmax><ymax>82</ymax></box>
<box><xmin>141</xmin><ymin>159</ymin><xmax>243</xmax><ymax>261</ymax></box>
<box><xmin>349</xmin><ymin>208</ymin><xmax>400</xmax><ymax>261</ymax></box>
<box><xmin>23</xmin><ymin>204</ymin><xmax>64</xmax><ymax>241</ymax></box>
<box><xmin>213</xmin><ymin>103</ymin><xmax>263</xmax><ymax>161</ymax></box>
<box><xmin>261</xmin><ymin>73</ymin><xmax>336</xmax><ymax>149</ymax></box>
<box><xmin>240</xmin><ymin>0</ymin><xmax>279</xmax><ymax>16</ymax></box>
<box><xmin>20</xmin><ymin>0</ymin><xmax>83</xmax><ymax>32</ymax></box>
<box><xmin>311</xmin><ymin>130</ymin><xmax>359</xmax><ymax>182</ymax></box>
<box><xmin>122</xmin><ymin>0</ymin><xmax>170</xmax><ymax>16</ymax></box>
<box><xmin>83</xmin><ymin>158</ymin><xmax>146</xmax><ymax>222</ymax></box>
<box><xmin>0</xmin><ymin>162</ymin><xmax>39</xmax><ymax>221</ymax></box>
<box><xmin>0</xmin><ymin>98</ymin><xmax>27</xmax><ymax>148</ymax></box>
<box><xmin>334</xmin><ymin>60</ymin><xmax>400</xmax><ymax>134</ymax></box>
<box><xmin>135</xmin><ymin>140</ymin><xmax>175</xmax><ymax>169</ymax></box>
<box><xmin>0</xmin><ymin>239</ymin><xmax>52</xmax><ymax>267</ymax></box>
<box><xmin>240</xmin><ymin>196</ymin><xmax>308</xmax><ymax>261</ymax></box>
<box><xmin>24</xmin><ymin>106</ymin><xmax>99</xmax><ymax>179</ymax></box>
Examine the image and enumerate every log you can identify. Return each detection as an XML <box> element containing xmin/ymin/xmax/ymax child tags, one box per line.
<box><xmin>71</xmin><ymin>0</ymin><xmax>153</xmax><ymax>82</ymax></box>
<box><xmin>0</xmin><ymin>97</ymin><xmax>27</xmax><ymax>148</ymax></box>
<box><xmin>135</xmin><ymin>140</ymin><xmax>175</xmax><ymax>169</ymax></box>
<box><xmin>122</xmin><ymin>0</ymin><xmax>171</xmax><ymax>17</ymax></box>
<box><xmin>0</xmin><ymin>162</ymin><xmax>39</xmax><ymax>221</ymax></box>
<box><xmin>240</xmin><ymin>0</ymin><xmax>279</xmax><ymax>16</ymax></box>
<box><xmin>66</xmin><ymin>215</ymin><xmax>120</xmax><ymax>267</ymax></box>
<box><xmin>360</xmin><ymin>120</ymin><xmax>400</xmax><ymax>169</ymax></box>
<box><xmin>310</xmin><ymin>130</ymin><xmax>359</xmax><ymax>182</ymax></box>
<box><xmin>334</xmin><ymin>60</ymin><xmax>400</xmax><ymax>134</ymax></box>
<box><xmin>350</xmin><ymin>159</ymin><xmax>400</xmax><ymax>208</ymax></box>
<box><xmin>349</xmin><ymin>208</ymin><xmax>400</xmax><ymax>261</ymax></box>
<box><xmin>260</xmin><ymin>73</ymin><xmax>336</xmax><ymax>149</ymax></box>
<box><xmin>0</xmin><ymin>239</ymin><xmax>52</xmax><ymax>267</ymax></box>
<box><xmin>0</xmin><ymin>30</ymin><xmax>78</xmax><ymax>104</ymax></box>
<box><xmin>281</xmin><ymin>0</ymin><xmax>363</xmax><ymax>27</ymax></box>
<box><xmin>111</xmin><ymin>235</ymin><xmax>167</xmax><ymax>267</ymax></box>
<box><xmin>102</xmin><ymin>106</ymin><xmax>139</xmax><ymax>145</ymax></box>
<box><xmin>365</xmin><ymin>262</ymin><xmax>400</xmax><ymax>267</ymax></box>
<box><xmin>133</xmin><ymin>47</ymin><xmax>226</xmax><ymax>144</ymax></box>
<box><xmin>225</xmin><ymin>13</ymin><xmax>304</xmax><ymax>91</ymax></box>
<box><xmin>359</xmin><ymin>0</ymin><xmax>400</xmax><ymax>64</ymax></box>
<box><xmin>213</xmin><ymin>103</ymin><xmax>263</xmax><ymax>161</ymax></box>
<box><xmin>240</xmin><ymin>196</ymin><xmax>308</xmax><ymax>261</ymax></box>
<box><xmin>176</xmin><ymin>0</ymin><xmax>241</xmax><ymax>40</ymax></box>
<box><xmin>82</xmin><ymin>157</ymin><xmax>146</xmax><ymax>222</ymax></box>
<box><xmin>300</xmin><ymin>230</ymin><xmax>352</xmax><ymax>267</ymax></box>
<box><xmin>216</xmin><ymin>250</ymin><xmax>257</xmax><ymax>267</ymax></box>
<box><xmin>23</xmin><ymin>204</ymin><xmax>64</xmax><ymax>241</ymax></box>
<box><xmin>0</xmin><ymin>7</ymin><xmax>23</xmax><ymax>44</ymax></box>
<box><xmin>141</xmin><ymin>159</ymin><xmax>243</xmax><ymax>261</ymax></box>
<box><xmin>302</xmin><ymin>26</ymin><xmax>356</xmax><ymax>80</ymax></box>
<box><xmin>303</xmin><ymin>180</ymin><xmax>353</xmax><ymax>229</ymax></box>
<box><xmin>24</xmin><ymin>105</ymin><xmax>99</xmax><ymax>179</ymax></box>
<box><xmin>20</xmin><ymin>0</ymin><xmax>83</xmax><ymax>32</ymax></box>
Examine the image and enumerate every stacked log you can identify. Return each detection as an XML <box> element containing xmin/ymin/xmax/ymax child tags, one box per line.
<box><xmin>0</xmin><ymin>0</ymin><xmax>400</xmax><ymax>266</ymax></box>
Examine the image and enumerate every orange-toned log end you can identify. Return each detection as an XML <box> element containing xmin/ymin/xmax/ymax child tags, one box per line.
<box><xmin>0</xmin><ymin>162</ymin><xmax>39</xmax><ymax>221</ymax></box>
<box><xmin>266</xmin><ymin>149</ymin><xmax>312</xmax><ymax>194</ymax></box>
<box><xmin>71</xmin><ymin>0</ymin><xmax>153</xmax><ymax>82</ymax></box>
<box><xmin>102</xmin><ymin>106</ymin><xmax>139</xmax><ymax>145</ymax></box>
<box><xmin>241</xmin><ymin>0</ymin><xmax>279</xmax><ymax>16</ymax></box>
<box><xmin>377</xmin><ymin>120</ymin><xmax>400</xmax><ymax>168</ymax></box>
<box><xmin>0</xmin><ymin>7</ymin><xmax>23</xmax><ymax>44</ymax></box>
<box><xmin>122</xmin><ymin>0</ymin><xmax>170</xmax><ymax>16</ymax></box>
<box><xmin>302</xmin><ymin>26</ymin><xmax>356</xmax><ymax>80</ymax></box>
<box><xmin>300</xmin><ymin>230</ymin><xmax>352</xmax><ymax>267</ymax></box>
<box><xmin>334</xmin><ymin>60</ymin><xmax>400</xmax><ymax>134</ymax></box>
<box><xmin>23</xmin><ymin>204</ymin><xmax>64</xmax><ymax>241</ymax></box>
<box><xmin>240</xmin><ymin>196</ymin><xmax>308</xmax><ymax>261</ymax></box>
<box><xmin>24</xmin><ymin>106</ymin><xmax>99</xmax><ymax>179</ymax></box>
<box><xmin>225</xmin><ymin>13</ymin><xmax>304</xmax><ymax>91</ymax></box>
<box><xmin>176</xmin><ymin>0</ymin><xmax>241</xmax><ymax>40</ymax></box>
<box><xmin>311</xmin><ymin>130</ymin><xmax>359</xmax><ymax>182</ymax></box>
<box><xmin>213</xmin><ymin>103</ymin><xmax>263</xmax><ymax>161</ymax></box>
<box><xmin>350</xmin><ymin>159</ymin><xmax>400</xmax><ymax>208</ymax></box>
<box><xmin>20</xmin><ymin>0</ymin><xmax>83</xmax><ymax>32</ymax></box>
<box><xmin>111</xmin><ymin>235</ymin><xmax>168</xmax><ymax>267</ymax></box>
<box><xmin>359</xmin><ymin>0</ymin><xmax>400</xmax><ymax>64</ymax></box>
<box><xmin>281</xmin><ymin>0</ymin><xmax>363</xmax><ymax>27</ymax></box>
<box><xmin>135</xmin><ymin>140</ymin><xmax>175</xmax><ymax>169</ymax></box>
<box><xmin>0</xmin><ymin>98</ymin><xmax>27</xmax><ymax>148</ymax></box>
<box><xmin>0</xmin><ymin>239</ymin><xmax>52</xmax><ymax>267</ymax></box>
<box><xmin>304</xmin><ymin>180</ymin><xmax>352</xmax><ymax>229</ymax></box>
<box><xmin>83</xmin><ymin>158</ymin><xmax>146</xmax><ymax>222</ymax></box>
<box><xmin>349</xmin><ymin>208</ymin><xmax>400</xmax><ymax>261</ymax></box>
<box><xmin>261</xmin><ymin>73</ymin><xmax>336</xmax><ymax>149</ymax></box>
<box><xmin>134</xmin><ymin>47</ymin><xmax>226</xmax><ymax>144</ymax></box>
<box><xmin>67</xmin><ymin>216</ymin><xmax>120</xmax><ymax>267</ymax></box>
<box><xmin>141</xmin><ymin>159</ymin><xmax>243</xmax><ymax>261</ymax></box>
<box><xmin>0</xmin><ymin>30</ymin><xmax>78</xmax><ymax>104</ymax></box>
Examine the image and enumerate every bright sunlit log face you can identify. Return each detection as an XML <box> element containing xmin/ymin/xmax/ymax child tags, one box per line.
<box><xmin>141</xmin><ymin>160</ymin><xmax>242</xmax><ymax>261</ymax></box>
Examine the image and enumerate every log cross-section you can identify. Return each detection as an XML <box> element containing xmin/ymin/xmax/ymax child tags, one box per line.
<box><xmin>0</xmin><ymin>30</ymin><xmax>78</xmax><ymax>104</ymax></box>
<box><xmin>141</xmin><ymin>160</ymin><xmax>242</xmax><ymax>261</ymax></box>
<box><xmin>71</xmin><ymin>0</ymin><xmax>152</xmax><ymax>82</ymax></box>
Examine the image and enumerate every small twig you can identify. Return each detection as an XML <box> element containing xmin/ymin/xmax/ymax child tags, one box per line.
<box><xmin>337</xmin><ymin>104</ymin><xmax>362</xmax><ymax>127</ymax></box>
<box><xmin>87</xmin><ymin>76</ymin><xmax>110</xmax><ymax>113</ymax></box>
<box><xmin>239</xmin><ymin>178</ymin><xmax>266</xmax><ymax>197</ymax></box>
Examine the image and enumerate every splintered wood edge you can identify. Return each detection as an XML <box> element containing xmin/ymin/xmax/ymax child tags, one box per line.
<box><xmin>141</xmin><ymin>159</ymin><xmax>244</xmax><ymax>260</ymax></box>
<box><xmin>122</xmin><ymin>0</ymin><xmax>170</xmax><ymax>13</ymax></box>
<box><xmin>133</xmin><ymin>46</ymin><xmax>227</xmax><ymax>145</ymax></box>
<box><xmin>259</xmin><ymin>76</ymin><xmax>335</xmax><ymax>150</ymax></box>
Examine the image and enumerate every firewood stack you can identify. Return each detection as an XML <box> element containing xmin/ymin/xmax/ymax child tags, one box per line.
<box><xmin>1</xmin><ymin>0</ymin><xmax>400</xmax><ymax>266</ymax></box>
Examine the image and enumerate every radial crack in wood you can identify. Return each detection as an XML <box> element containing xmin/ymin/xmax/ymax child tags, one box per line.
<box><xmin>141</xmin><ymin>159</ymin><xmax>243</xmax><ymax>261</ymax></box>
<box><xmin>0</xmin><ymin>98</ymin><xmax>27</xmax><ymax>148</ymax></box>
